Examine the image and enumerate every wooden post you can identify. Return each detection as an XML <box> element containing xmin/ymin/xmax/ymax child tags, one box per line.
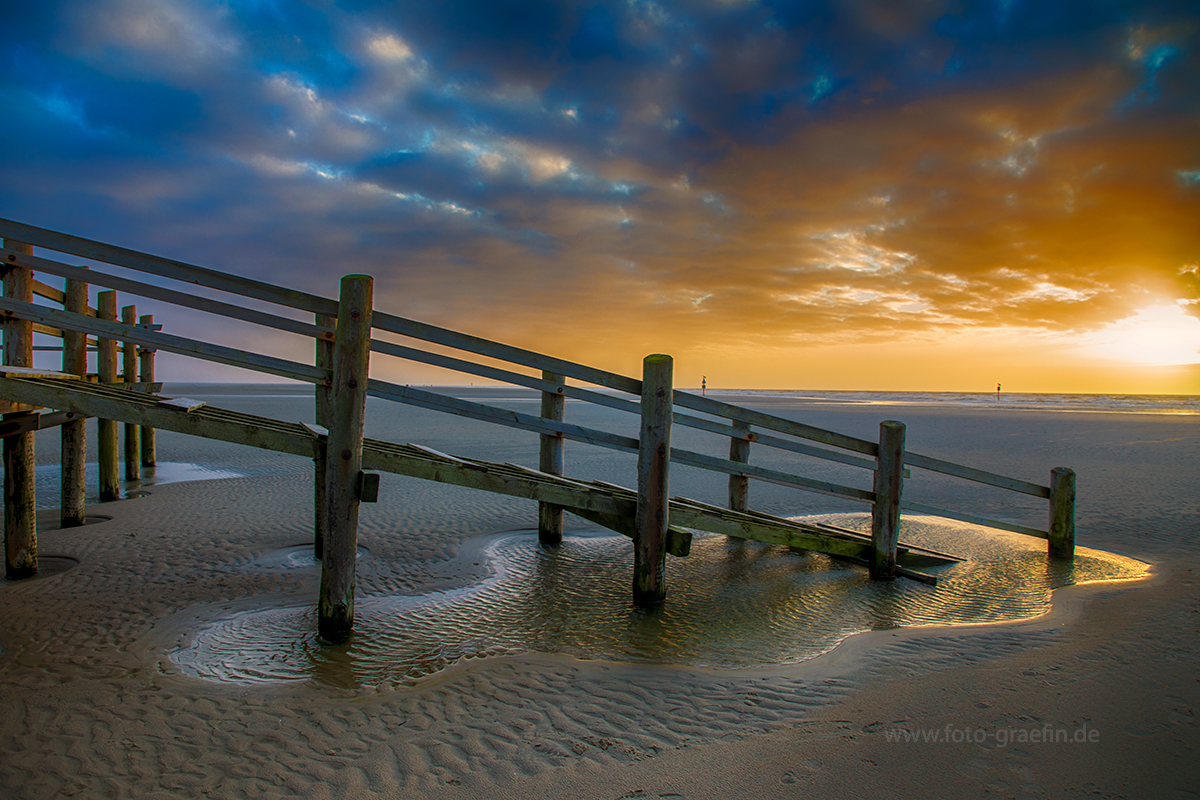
<box><xmin>1049</xmin><ymin>467</ymin><xmax>1075</xmax><ymax>558</ymax></box>
<box><xmin>61</xmin><ymin>270</ymin><xmax>89</xmax><ymax>527</ymax></box>
<box><xmin>96</xmin><ymin>291</ymin><xmax>120</xmax><ymax>502</ymax></box>
<box><xmin>728</xmin><ymin>419</ymin><xmax>751</xmax><ymax>512</ymax></box>
<box><xmin>121</xmin><ymin>305</ymin><xmax>140</xmax><ymax>481</ymax></box>
<box><xmin>634</xmin><ymin>354</ymin><xmax>673</xmax><ymax>607</ymax></box>
<box><xmin>538</xmin><ymin>370</ymin><xmax>566</xmax><ymax>545</ymax></box>
<box><xmin>318</xmin><ymin>276</ymin><xmax>372</xmax><ymax>642</ymax></box>
<box><xmin>870</xmin><ymin>420</ymin><xmax>905</xmax><ymax>580</ymax></box>
<box><xmin>3</xmin><ymin>239</ymin><xmax>37</xmax><ymax>578</ymax></box>
<box><xmin>138</xmin><ymin>314</ymin><xmax>156</xmax><ymax>466</ymax></box>
<box><xmin>313</xmin><ymin>313</ymin><xmax>335</xmax><ymax>559</ymax></box>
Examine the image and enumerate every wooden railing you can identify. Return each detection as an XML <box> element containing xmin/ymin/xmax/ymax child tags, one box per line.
<box><xmin>0</xmin><ymin>217</ymin><xmax>1077</xmax><ymax>633</ymax></box>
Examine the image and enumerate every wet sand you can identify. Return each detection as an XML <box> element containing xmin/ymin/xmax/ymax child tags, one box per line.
<box><xmin>0</xmin><ymin>396</ymin><xmax>1196</xmax><ymax>798</ymax></box>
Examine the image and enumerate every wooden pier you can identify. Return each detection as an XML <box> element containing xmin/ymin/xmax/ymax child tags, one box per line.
<box><xmin>0</xmin><ymin>219</ymin><xmax>1076</xmax><ymax>640</ymax></box>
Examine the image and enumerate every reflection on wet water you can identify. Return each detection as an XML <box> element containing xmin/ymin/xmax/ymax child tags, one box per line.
<box><xmin>24</xmin><ymin>462</ymin><xmax>246</xmax><ymax>509</ymax></box>
<box><xmin>170</xmin><ymin>514</ymin><xmax>1149</xmax><ymax>688</ymax></box>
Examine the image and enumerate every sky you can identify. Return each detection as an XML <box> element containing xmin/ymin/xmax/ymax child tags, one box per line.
<box><xmin>1</xmin><ymin>0</ymin><xmax>1198</xmax><ymax>393</ymax></box>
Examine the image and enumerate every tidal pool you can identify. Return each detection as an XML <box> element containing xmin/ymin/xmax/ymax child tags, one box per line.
<box><xmin>169</xmin><ymin>514</ymin><xmax>1149</xmax><ymax>688</ymax></box>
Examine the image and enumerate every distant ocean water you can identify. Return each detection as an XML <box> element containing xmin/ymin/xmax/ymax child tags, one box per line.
<box><xmin>707</xmin><ymin>389</ymin><xmax>1200</xmax><ymax>415</ymax></box>
<box><xmin>165</xmin><ymin>383</ymin><xmax>1200</xmax><ymax>416</ymax></box>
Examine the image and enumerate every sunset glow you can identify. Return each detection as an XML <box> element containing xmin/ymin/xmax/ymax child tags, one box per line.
<box><xmin>1</xmin><ymin>2</ymin><xmax>1197</xmax><ymax>393</ymax></box>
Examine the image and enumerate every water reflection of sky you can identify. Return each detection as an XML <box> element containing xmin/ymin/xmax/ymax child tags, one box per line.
<box><xmin>169</xmin><ymin>514</ymin><xmax>1149</xmax><ymax>689</ymax></box>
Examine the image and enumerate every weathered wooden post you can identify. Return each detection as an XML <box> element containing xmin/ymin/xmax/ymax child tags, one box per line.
<box><xmin>96</xmin><ymin>291</ymin><xmax>120</xmax><ymax>502</ymax></box>
<box><xmin>121</xmin><ymin>305</ymin><xmax>141</xmax><ymax>481</ymax></box>
<box><xmin>138</xmin><ymin>314</ymin><xmax>156</xmax><ymax>467</ymax></box>
<box><xmin>538</xmin><ymin>370</ymin><xmax>566</xmax><ymax>545</ymax></box>
<box><xmin>318</xmin><ymin>277</ymin><xmax>372</xmax><ymax>642</ymax></box>
<box><xmin>1048</xmin><ymin>467</ymin><xmax>1075</xmax><ymax>558</ymax></box>
<box><xmin>870</xmin><ymin>420</ymin><xmax>906</xmax><ymax>580</ymax></box>
<box><xmin>634</xmin><ymin>354</ymin><xmax>673</xmax><ymax>606</ymax></box>
<box><xmin>313</xmin><ymin>313</ymin><xmax>335</xmax><ymax>559</ymax></box>
<box><xmin>728</xmin><ymin>419</ymin><xmax>751</xmax><ymax>512</ymax></box>
<box><xmin>61</xmin><ymin>269</ymin><xmax>89</xmax><ymax>526</ymax></box>
<box><xmin>3</xmin><ymin>239</ymin><xmax>37</xmax><ymax>578</ymax></box>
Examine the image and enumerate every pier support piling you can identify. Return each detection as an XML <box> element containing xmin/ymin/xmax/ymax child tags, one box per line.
<box><xmin>96</xmin><ymin>291</ymin><xmax>120</xmax><ymax>501</ymax></box>
<box><xmin>138</xmin><ymin>314</ymin><xmax>157</xmax><ymax>467</ymax></box>
<box><xmin>61</xmin><ymin>270</ymin><xmax>89</xmax><ymax>526</ymax></box>
<box><xmin>538</xmin><ymin>370</ymin><xmax>566</xmax><ymax>545</ymax></box>
<box><xmin>3</xmin><ymin>239</ymin><xmax>37</xmax><ymax>578</ymax></box>
<box><xmin>728</xmin><ymin>419</ymin><xmax>751</xmax><ymax>512</ymax></box>
<box><xmin>634</xmin><ymin>354</ymin><xmax>673</xmax><ymax>607</ymax></box>
<box><xmin>1049</xmin><ymin>467</ymin><xmax>1075</xmax><ymax>558</ymax></box>
<box><xmin>871</xmin><ymin>420</ymin><xmax>906</xmax><ymax>580</ymax></box>
<box><xmin>318</xmin><ymin>276</ymin><xmax>372</xmax><ymax>642</ymax></box>
<box><xmin>121</xmin><ymin>305</ymin><xmax>140</xmax><ymax>481</ymax></box>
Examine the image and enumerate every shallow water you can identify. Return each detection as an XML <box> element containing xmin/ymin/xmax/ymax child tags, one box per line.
<box><xmin>169</xmin><ymin>514</ymin><xmax>1149</xmax><ymax>689</ymax></box>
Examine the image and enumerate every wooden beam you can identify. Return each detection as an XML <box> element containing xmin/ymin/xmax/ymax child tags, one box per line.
<box><xmin>96</xmin><ymin>291</ymin><xmax>120</xmax><ymax>502</ymax></box>
<box><xmin>313</xmin><ymin>313</ymin><xmax>335</xmax><ymax>560</ymax></box>
<box><xmin>2</xmin><ymin>238</ymin><xmax>37</xmax><ymax>579</ymax></box>
<box><xmin>121</xmin><ymin>305</ymin><xmax>140</xmax><ymax>481</ymax></box>
<box><xmin>634</xmin><ymin>354</ymin><xmax>673</xmax><ymax>607</ymax></box>
<box><xmin>0</xmin><ymin>296</ymin><xmax>325</xmax><ymax>385</ymax></box>
<box><xmin>0</xmin><ymin>219</ymin><xmax>336</xmax><ymax>316</ymax></box>
<box><xmin>11</xmin><ymin>251</ymin><xmax>332</xmax><ymax>342</ymax></box>
<box><xmin>871</xmin><ymin>420</ymin><xmax>905</xmax><ymax>580</ymax></box>
<box><xmin>138</xmin><ymin>314</ymin><xmax>156</xmax><ymax>467</ymax></box>
<box><xmin>318</xmin><ymin>275</ymin><xmax>372</xmax><ymax>643</ymax></box>
<box><xmin>728</xmin><ymin>419</ymin><xmax>750</xmax><ymax>512</ymax></box>
<box><xmin>538</xmin><ymin>370</ymin><xmax>565</xmax><ymax>545</ymax></box>
<box><xmin>62</xmin><ymin>270</ymin><xmax>89</xmax><ymax>526</ymax></box>
<box><xmin>1048</xmin><ymin>467</ymin><xmax>1075</xmax><ymax>558</ymax></box>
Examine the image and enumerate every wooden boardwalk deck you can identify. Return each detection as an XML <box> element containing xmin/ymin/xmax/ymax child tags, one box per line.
<box><xmin>0</xmin><ymin>373</ymin><xmax>958</xmax><ymax>580</ymax></box>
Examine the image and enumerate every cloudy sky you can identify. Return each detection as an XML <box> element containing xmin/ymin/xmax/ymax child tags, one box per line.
<box><xmin>2</xmin><ymin>0</ymin><xmax>1197</xmax><ymax>393</ymax></box>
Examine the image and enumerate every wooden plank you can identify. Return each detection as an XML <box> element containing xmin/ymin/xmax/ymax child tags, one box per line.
<box><xmin>900</xmin><ymin>499</ymin><xmax>1049</xmax><ymax>539</ymax></box>
<box><xmin>137</xmin><ymin>314</ymin><xmax>156</xmax><ymax>467</ymax></box>
<box><xmin>0</xmin><ymin>297</ymin><xmax>325</xmax><ymax>385</ymax></box>
<box><xmin>318</xmin><ymin>275</ymin><xmax>372</xmax><ymax>643</ymax></box>
<box><xmin>0</xmin><ymin>377</ymin><xmax>317</xmax><ymax>459</ymax></box>
<box><xmin>669</xmin><ymin>447</ymin><xmax>876</xmax><ymax>504</ymax></box>
<box><xmin>32</xmin><ymin>278</ymin><xmax>64</xmax><ymax>305</ymax></box>
<box><xmin>871</xmin><ymin>420</ymin><xmax>905</xmax><ymax>580</ymax></box>
<box><xmin>160</xmin><ymin>397</ymin><xmax>206</xmax><ymax>412</ymax></box>
<box><xmin>365</xmin><ymin>379</ymin><xmax>640</xmax><ymax>453</ymax></box>
<box><xmin>96</xmin><ymin>291</ymin><xmax>119</xmax><ymax>502</ymax></box>
<box><xmin>61</xmin><ymin>271</ymin><xmax>89</xmax><ymax>526</ymax></box>
<box><xmin>2</xmin><ymin>239</ymin><xmax>37</xmax><ymax>579</ymax></box>
<box><xmin>13</xmin><ymin>251</ymin><xmax>333</xmax><ymax>342</ymax></box>
<box><xmin>1048</xmin><ymin>467</ymin><xmax>1075</xmax><ymax>558</ymax></box>
<box><xmin>0</xmin><ymin>410</ymin><xmax>87</xmax><ymax>438</ymax></box>
<box><xmin>121</xmin><ymin>305</ymin><xmax>140</xmax><ymax>481</ymax></box>
<box><xmin>538</xmin><ymin>370</ymin><xmax>566</xmax><ymax>545</ymax></box>
<box><xmin>0</xmin><ymin>219</ymin><xmax>336</xmax><ymax>316</ymax></box>
<box><xmin>904</xmin><ymin>451</ymin><xmax>1050</xmax><ymax>498</ymax></box>
<box><xmin>634</xmin><ymin>354</ymin><xmax>673</xmax><ymax>606</ymax></box>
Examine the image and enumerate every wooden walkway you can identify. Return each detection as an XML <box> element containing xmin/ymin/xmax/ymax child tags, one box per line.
<box><xmin>0</xmin><ymin>373</ymin><xmax>960</xmax><ymax>579</ymax></box>
<box><xmin>0</xmin><ymin>218</ymin><xmax>1076</xmax><ymax>641</ymax></box>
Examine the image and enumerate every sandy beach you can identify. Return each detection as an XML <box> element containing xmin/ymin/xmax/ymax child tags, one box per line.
<box><xmin>1</xmin><ymin>391</ymin><xmax>1196</xmax><ymax>799</ymax></box>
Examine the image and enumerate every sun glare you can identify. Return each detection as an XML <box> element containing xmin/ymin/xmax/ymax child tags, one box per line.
<box><xmin>1078</xmin><ymin>303</ymin><xmax>1200</xmax><ymax>366</ymax></box>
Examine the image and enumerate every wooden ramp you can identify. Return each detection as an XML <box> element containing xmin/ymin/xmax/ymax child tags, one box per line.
<box><xmin>0</xmin><ymin>373</ymin><xmax>958</xmax><ymax>580</ymax></box>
